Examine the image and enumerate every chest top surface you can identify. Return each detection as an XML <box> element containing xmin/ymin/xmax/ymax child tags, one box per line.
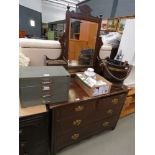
<box><xmin>49</xmin><ymin>78</ymin><xmax>128</xmax><ymax>109</ymax></box>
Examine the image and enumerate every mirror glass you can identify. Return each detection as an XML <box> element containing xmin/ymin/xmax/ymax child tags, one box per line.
<box><xmin>68</xmin><ymin>18</ymin><xmax>98</xmax><ymax>66</ymax></box>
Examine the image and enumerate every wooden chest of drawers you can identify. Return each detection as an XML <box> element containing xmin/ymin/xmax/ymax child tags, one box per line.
<box><xmin>49</xmin><ymin>80</ymin><xmax>128</xmax><ymax>154</ymax></box>
<box><xmin>19</xmin><ymin>112</ymin><xmax>50</xmax><ymax>155</ymax></box>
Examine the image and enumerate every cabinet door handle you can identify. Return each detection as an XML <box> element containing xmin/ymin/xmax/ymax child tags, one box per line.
<box><xmin>73</xmin><ymin>120</ymin><xmax>82</xmax><ymax>126</ymax></box>
<box><xmin>71</xmin><ymin>133</ymin><xmax>80</xmax><ymax>140</ymax></box>
<box><xmin>19</xmin><ymin>130</ymin><xmax>22</xmax><ymax>135</ymax></box>
<box><xmin>112</xmin><ymin>98</ymin><xmax>119</xmax><ymax>104</ymax></box>
<box><xmin>74</xmin><ymin>106</ymin><xmax>84</xmax><ymax>112</ymax></box>
<box><xmin>107</xmin><ymin>109</ymin><xmax>113</xmax><ymax>115</ymax></box>
<box><xmin>102</xmin><ymin>121</ymin><xmax>110</xmax><ymax>127</ymax></box>
<box><xmin>21</xmin><ymin>141</ymin><xmax>27</xmax><ymax>148</ymax></box>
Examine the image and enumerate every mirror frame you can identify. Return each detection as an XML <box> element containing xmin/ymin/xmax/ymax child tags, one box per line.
<box><xmin>60</xmin><ymin>5</ymin><xmax>103</xmax><ymax>68</ymax></box>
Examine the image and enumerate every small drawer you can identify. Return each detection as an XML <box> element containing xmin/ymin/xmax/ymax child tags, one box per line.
<box><xmin>55</xmin><ymin>100</ymin><xmax>96</xmax><ymax>120</ymax></box>
<box><xmin>92</xmin><ymin>116</ymin><xmax>118</xmax><ymax>132</ymax></box>
<box><xmin>98</xmin><ymin>94</ymin><xmax>126</xmax><ymax>106</ymax></box>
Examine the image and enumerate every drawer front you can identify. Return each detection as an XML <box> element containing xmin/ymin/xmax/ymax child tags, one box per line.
<box><xmin>91</xmin><ymin>116</ymin><xmax>118</xmax><ymax>133</ymax></box>
<box><xmin>56</xmin><ymin>128</ymin><xmax>92</xmax><ymax>151</ymax></box>
<box><xmin>98</xmin><ymin>94</ymin><xmax>126</xmax><ymax>107</ymax></box>
<box><xmin>55</xmin><ymin>113</ymin><xmax>96</xmax><ymax>135</ymax></box>
<box><xmin>20</xmin><ymin>78</ymin><xmax>69</xmax><ymax>107</ymax></box>
<box><xmin>55</xmin><ymin>116</ymin><xmax>118</xmax><ymax>151</ymax></box>
<box><xmin>55</xmin><ymin>100</ymin><xmax>96</xmax><ymax>120</ymax></box>
<box><xmin>96</xmin><ymin>94</ymin><xmax>126</xmax><ymax>118</ymax></box>
<box><xmin>20</xmin><ymin>77</ymin><xmax>53</xmax><ymax>87</ymax></box>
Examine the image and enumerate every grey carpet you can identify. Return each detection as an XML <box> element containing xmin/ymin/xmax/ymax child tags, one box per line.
<box><xmin>57</xmin><ymin>114</ymin><xmax>135</xmax><ymax>155</ymax></box>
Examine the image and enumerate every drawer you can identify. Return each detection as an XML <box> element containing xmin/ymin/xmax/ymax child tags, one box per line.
<box><xmin>56</xmin><ymin>128</ymin><xmax>93</xmax><ymax>150</ymax></box>
<box><xmin>90</xmin><ymin>116</ymin><xmax>118</xmax><ymax>133</ymax></box>
<box><xmin>98</xmin><ymin>94</ymin><xmax>126</xmax><ymax>107</ymax></box>
<box><xmin>55</xmin><ymin>100</ymin><xmax>96</xmax><ymax>120</ymax></box>
<box><xmin>55</xmin><ymin>116</ymin><xmax>118</xmax><ymax>151</ymax></box>
<box><xmin>55</xmin><ymin>113</ymin><xmax>96</xmax><ymax>135</ymax></box>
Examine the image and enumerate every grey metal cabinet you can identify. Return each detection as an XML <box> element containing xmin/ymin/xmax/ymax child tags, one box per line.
<box><xmin>19</xmin><ymin>66</ymin><xmax>70</xmax><ymax>107</ymax></box>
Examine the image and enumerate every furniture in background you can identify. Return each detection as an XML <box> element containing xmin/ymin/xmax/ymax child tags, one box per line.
<box><xmin>19</xmin><ymin>38</ymin><xmax>61</xmax><ymax>66</ymax></box>
<box><xmin>19</xmin><ymin>105</ymin><xmax>50</xmax><ymax>155</ymax></box>
<box><xmin>19</xmin><ymin>31</ymin><xmax>26</xmax><ymax>38</ymax></box>
<box><xmin>120</xmin><ymin>86</ymin><xmax>135</xmax><ymax>117</ymax></box>
<box><xmin>48</xmin><ymin>20</ymin><xmax>66</xmax><ymax>40</ymax></box>
<box><xmin>49</xmin><ymin>78</ymin><xmax>128</xmax><ymax>154</ymax></box>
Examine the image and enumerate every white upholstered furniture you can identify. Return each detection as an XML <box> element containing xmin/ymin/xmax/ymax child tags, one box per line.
<box><xmin>19</xmin><ymin>38</ymin><xmax>61</xmax><ymax>66</ymax></box>
<box><xmin>19</xmin><ymin>38</ymin><xmax>112</xmax><ymax>66</ymax></box>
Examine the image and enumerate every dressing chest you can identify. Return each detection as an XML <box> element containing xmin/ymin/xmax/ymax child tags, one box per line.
<box><xmin>49</xmin><ymin>79</ymin><xmax>128</xmax><ymax>154</ymax></box>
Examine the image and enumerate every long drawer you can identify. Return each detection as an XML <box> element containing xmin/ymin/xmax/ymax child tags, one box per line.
<box><xmin>55</xmin><ymin>113</ymin><xmax>96</xmax><ymax>135</ymax></box>
<box><xmin>55</xmin><ymin>116</ymin><xmax>117</xmax><ymax>151</ymax></box>
<box><xmin>55</xmin><ymin>99</ymin><xmax>96</xmax><ymax>120</ymax></box>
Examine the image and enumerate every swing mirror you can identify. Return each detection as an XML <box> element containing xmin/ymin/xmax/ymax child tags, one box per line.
<box><xmin>68</xmin><ymin>18</ymin><xmax>98</xmax><ymax>66</ymax></box>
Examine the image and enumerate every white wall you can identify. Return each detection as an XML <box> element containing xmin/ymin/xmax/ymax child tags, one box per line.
<box><xmin>118</xmin><ymin>19</ymin><xmax>135</xmax><ymax>65</ymax></box>
<box><xmin>42</xmin><ymin>1</ymin><xmax>75</xmax><ymax>23</ymax></box>
<box><xmin>118</xmin><ymin>19</ymin><xmax>135</xmax><ymax>86</ymax></box>
<box><xmin>19</xmin><ymin>0</ymin><xmax>42</xmax><ymax>12</ymax></box>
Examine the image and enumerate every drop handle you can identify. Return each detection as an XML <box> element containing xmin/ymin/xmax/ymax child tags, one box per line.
<box><xmin>107</xmin><ymin>109</ymin><xmax>113</xmax><ymax>115</ymax></box>
<box><xmin>74</xmin><ymin>106</ymin><xmax>84</xmax><ymax>112</ymax></box>
<box><xmin>112</xmin><ymin>98</ymin><xmax>119</xmax><ymax>104</ymax></box>
<box><xmin>73</xmin><ymin>120</ymin><xmax>82</xmax><ymax>126</ymax></box>
<box><xmin>102</xmin><ymin>122</ymin><xmax>110</xmax><ymax>127</ymax></box>
<box><xmin>71</xmin><ymin>133</ymin><xmax>80</xmax><ymax>140</ymax></box>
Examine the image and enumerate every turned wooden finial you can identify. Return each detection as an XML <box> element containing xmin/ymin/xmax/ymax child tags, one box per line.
<box><xmin>67</xmin><ymin>5</ymin><xmax>70</xmax><ymax>11</ymax></box>
<box><xmin>99</xmin><ymin>15</ymin><xmax>103</xmax><ymax>19</ymax></box>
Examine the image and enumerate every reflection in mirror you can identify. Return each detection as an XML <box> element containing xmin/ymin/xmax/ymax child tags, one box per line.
<box><xmin>68</xmin><ymin>18</ymin><xmax>98</xmax><ymax>66</ymax></box>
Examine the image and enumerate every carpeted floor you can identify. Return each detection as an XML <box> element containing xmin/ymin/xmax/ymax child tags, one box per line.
<box><xmin>57</xmin><ymin>114</ymin><xmax>135</xmax><ymax>155</ymax></box>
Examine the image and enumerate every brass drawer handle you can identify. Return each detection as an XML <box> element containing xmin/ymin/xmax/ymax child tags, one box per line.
<box><xmin>102</xmin><ymin>121</ymin><xmax>110</xmax><ymax>127</ymax></box>
<box><xmin>71</xmin><ymin>133</ymin><xmax>80</xmax><ymax>140</ymax></box>
<box><xmin>112</xmin><ymin>98</ymin><xmax>119</xmax><ymax>104</ymax></box>
<box><xmin>74</xmin><ymin>106</ymin><xmax>84</xmax><ymax>112</ymax></box>
<box><xmin>107</xmin><ymin>109</ymin><xmax>113</xmax><ymax>115</ymax></box>
<box><xmin>73</xmin><ymin>120</ymin><xmax>82</xmax><ymax>126</ymax></box>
